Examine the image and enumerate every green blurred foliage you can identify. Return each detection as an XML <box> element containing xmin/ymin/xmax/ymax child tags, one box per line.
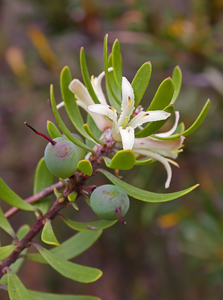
<box><xmin>1</xmin><ymin>0</ymin><xmax>223</xmax><ymax>299</ymax></box>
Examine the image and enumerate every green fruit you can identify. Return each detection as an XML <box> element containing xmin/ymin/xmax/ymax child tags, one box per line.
<box><xmin>90</xmin><ymin>184</ymin><xmax>130</xmax><ymax>221</ymax></box>
<box><xmin>44</xmin><ymin>137</ymin><xmax>79</xmax><ymax>178</ymax></box>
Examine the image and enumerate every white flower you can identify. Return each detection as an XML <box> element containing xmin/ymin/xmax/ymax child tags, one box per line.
<box><xmin>88</xmin><ymin>77</ymin><xmax>171</xmax><ymax>149</ymax></box>
<box><xmin>133</xmin><ymin>111</ymin><xmax>184</xmax><ymax>188</ymax></box>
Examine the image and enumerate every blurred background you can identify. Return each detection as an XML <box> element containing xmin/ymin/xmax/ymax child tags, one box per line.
<box><xmin>0</xmin><ymin>0</ymin><xmax>223</xmax><ymax>299</ymax></box>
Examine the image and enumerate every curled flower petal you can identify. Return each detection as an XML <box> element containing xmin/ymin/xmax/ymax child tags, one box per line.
<box><xmin>128</xmin><ymin>110</ymin><xmax>171</xmax><ymax>129</ymax></box>
<box><xmin>118</xmin><ymin>77</ymin><xmax>135</xmax><ymax>127</ymax></box>
<box><xmin>69</xmin><ymin>79</ymin><xmax>94</xmax><ymax>107</ymax></box>
<box><xmin>133</xmin><ymin>136</ymin><xmax>185</xmax><ymax>151</ymax></box>
<box><xmin>91</xmin><ymin>69</ymin><xmax>112</xmax><ymax>105</ymax></box>
<box><xmin>88</xmin><ymin>104</ymin><xmax>117</xmax><ymax>123</ymax></box>
<box><xmin>133</xmin><ymin>149</ymin><xmax>172</xmax><ymax>189</ymax></box>
<box><xmin>119</xmin><ymin>126</ymin><xmax>135</xmax><ymax>150</ymax></box>
<box><xmin>155</xmin><ymin>111</ymin><xmax>180</xmax><ymax>137</ymax></box>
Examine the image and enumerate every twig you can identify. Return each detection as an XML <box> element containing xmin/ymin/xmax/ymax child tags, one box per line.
<box><xmin>4</xmin><ymin>181</ymin><xmax>65</xmax><ymax>219</ymax></box>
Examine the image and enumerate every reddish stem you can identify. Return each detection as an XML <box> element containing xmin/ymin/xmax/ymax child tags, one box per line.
<box><xmin>24</xmin><ymin>122</ymin><xmax>56</xmax><ymax>145</ymax></box>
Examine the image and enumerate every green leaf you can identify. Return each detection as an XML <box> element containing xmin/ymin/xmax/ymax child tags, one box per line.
<box><xmin>68</xmin><ymin>191</ymin><xmax>77</xmax><ymax>202</ymax></box>
<box><xmin>41</xmin><ymin>219</ymin><xmax>60</xmax><ymax>247</ymax></box>
<box><xmin>0</xmin><ymin>225</ymin><xmax>30</xmax><ymax>285</ymax></box>
<box><xmin>135</xmin><ymin>105</ymin><xmax>174</xmax><ymax>138</ymax></box>
<box><xmin>85</xmin><ymin>114</ymin><xmax>103</xmax><ymax>148</ymax></box>
<box><xmin>61</xmin><ymin>217</ymin><xmax>117</xmax><ymax>232</ymax></box>
<box><xmin>33</xmin><ymin>157</ymin><xmax>54</xmax><ymax>214</ymax></box>
<box><xmin>60</xmin><ymin>66</ymin><xmax>94</xmax><ymax>143</ymax></box>
<box><xmin>135</xmin><ymin>158</ymin><xmax>154</xmax><ymax>165</ymax></box>
<box><xmin>171</xmin><ymin>66</ymin><xmax>182</xmax><ymax>104</ymax></box>
<box><xmin>34</xmin><ymin>244</ymin><xmax>102</xmax><ymax>283</ymax></box>
<box><xmin>29</xmin><ymin>290</ymin><xmax>101</xmax><ymax>300</ymax></box>
<box><xmin>153</xmin><ymin>100</ymin><xmax>211</xmax><ymax>140</ymax></box>
<box><xmin>103</xmin><ymin>150</ymin><xmax>136</xmax><ymax>170</ymax></box>
<box><xmin>50</xmin><ymin>84</ymin><xmax>93</xmax><ymax>152</ymax></box>
<box><xmin>104</xmin><ymin>35</ymin><xmax>121</xmax><ymax>106</ymax></box>
<box><xmin>47</xmin><ymin>121</ymin><xmax>62</xmax><ymax>138</ymax></box>
<box><xmin>131</xmin><ymin>61</ymin><xmax>152</xmax><ymax>109</ymax></box>
<box><xmin>0</xmin><ymin>206</ymin><xmax>16</xmax><ymax>238</ymax></box>
<box><xmin>147</xmin><ymin>77</ymin><xmax>174</xmax><ymax>111</ymax></box>
<box><xmin>0</xmin><ymin>178</ymin><xmax>35</xmax><ymax>212</ymax></box>
<box><xmin>80</xmin><ymin>48</ymin><xmax>100</xmax><ymax>104</ymax></box>
<box><xmin>27</xmin><ymin>231</ymin><xmax>102</xmax><ymax>264</ymax></box>
<box><xmin>112</xmin><ymin>39</ymin><xmax>122</xmax><ymax>89</ymax></box>
<box><xmin>98</xmin><ymin>169</ymin><xmax>199</xmax><ymax>203</ymax></box>
<box><xmin>0</xmin><ymin>245</ymin><xmax>16</xmax><ymax>261</ymax></box>
<box><xmin>77</xmin><ymin>160</ymin><xmax>93</xmax><ymax>176</ymax></box>
<box><xmin>7</xmin><ymin>270</ymin><xmax>34</xmax><ymax>300</ymax></box>
<box><xmin>83</xmin><ymin>124</ymin><xmax>105</xmax><ymax>145</ymax></box>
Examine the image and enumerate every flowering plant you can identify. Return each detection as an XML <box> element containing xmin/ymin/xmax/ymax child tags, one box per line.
<box><xmin>0</xmin><ymin>35</ymin><xmax>210</xmax><ymax>300</ymax></box>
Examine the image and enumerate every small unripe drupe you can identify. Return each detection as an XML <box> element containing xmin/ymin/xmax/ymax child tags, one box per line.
<box><xmin>25</xmin><ymin>122</ymin><xmax>79</xmax><ymax>178</ymax></box>
<box><xmin>90</xmin><ymin>184</ymin><xmax>130</xmax><ymax>223</ymax></box>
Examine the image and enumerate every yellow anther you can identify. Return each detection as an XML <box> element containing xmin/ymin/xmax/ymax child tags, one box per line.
<box><xmin>128</xmin><ymin>97</ymin><xmax>131</xmax><ymax>108</ymax></box>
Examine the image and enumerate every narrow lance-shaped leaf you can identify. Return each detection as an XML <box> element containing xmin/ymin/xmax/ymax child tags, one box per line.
<box><xmin>41</xmin><ymin>219</ymin><xmax>60</xmax><ymax>247</ymax></box>
<box><xmin>80</xmin><ymin>48</ymin><xmax>100</xmax><ymax>104</ymax></box>
<box><xmin>83</xmin><ymin>124</ymin><xmax>105</xmax><ymax>145</ymax></box>
<box><xmin>7</xmin><ymin>269</ymin><xmax>34</xmax><ymax>300</ymax></box>
<box><xmin>0</xmin><ymin>178</ymin><xmax>35</xmax><ymax>212</ymax></box>
<box><xmin>103</xmin><ymin>35</ymin><xmax>121</xmax><ymax>106</ymax></box>
<box><xmin>171</xmin><ymin>66</ymin><xmax>182</xmax><ymax>104</ymax></box>
<box><xmin>107</xmin><ymin>54</ymin><xmax>122</xmax><ymax>104</ymax></box>
<box><xmin>153</xmin><ymin>99</ymin><xmax>211</xmax><ymax>140</ymax></box>
<box><xmin>131</xmin><ymin>61</ymin><xmax>152</xmax><ymax>109</ymax></box>
<box><xmin>0</xmin><ymin>225</ymin><xmax>30</xmax><ymax>285</ymax></box>
<box><xmin>50</xmin><ymin>84</ymin><xmax>93</xmax><ymax>152</ymax></box>
<box><xmin>34</xmin><ymin>244</ymin><xmax>102</xmax><ymax>283</ymax></box>
<box><xmin>0</xmin><ymin>206</ymin><xmax>16</xmax><ymax>238</ymax></box>
<box><xmin>27</xmin><ymin>231</ymin><xmax>102</xmax><ymax>264</ymax></box>
<box><xmin>47</xmin><ymin>121</ymin><xmax>62</xmax><ymax>139</ymax></box>
<box><xmin>112</xmin><ymin>39</ymin><xmax>122</xmax><ymax>90</ymax></box>
<box><xmin>98</xmin><ymin>169</ymin><xmax>199</xmax><ymax>203</ymax></box>
<box><xmin>0</xmin><ymin>245</ymin><xmax>16</xmax><ymax>261</ymax></box>
<box><xmin>33</xmin><ymin>157</ymin><xmax>54</xmax><ymax>214</ymax></box>
<box><xmin>60</xmin><ymin>217</ymin><xmax>117</xmax><ymax>232</ymax></box>
<box><xmin>147</xmin><ymin>77</ymin><xmax>174</xmax><ymax>111</ymax></box>
<box><xmin>135</xmin><ymin>104</ymin><xmax>174</xmax><ymax>138</ymax></box>
<box><xmin>29</xmin><ymin>290</ymin><xmax>101</xmax><ymax>300</ymax></box>
<box><xmin>60</xmin><ymin>66</ymin><xmax>94</xmax><ymax>142</ymax></box>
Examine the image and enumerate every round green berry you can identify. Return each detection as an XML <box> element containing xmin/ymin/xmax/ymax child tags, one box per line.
<box><xmin>44</xmin><ymin>137</ymin><xmax>79</xmax><ymax>178</ymax></box>
<box><xmin>90</xmin><ymin>184</ymin><xmax>130</xmax><ymax>221</ymax></box>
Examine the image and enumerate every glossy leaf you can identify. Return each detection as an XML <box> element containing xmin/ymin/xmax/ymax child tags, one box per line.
<box><xmin>131</xmin><ymin>61</ymin><xmax>152</xmax><ymax>109</ymax></box>
<box><xmin>61</xmin><ymin>217</ymin><xmax>117</xmax><ymax>232</ymax></box>
<box><xmin>27</xmin><ymin>231</ymin><xmax>102</xmax><ymax>264</ymax></box>
<box><xmin>33</xmin><ymin>157</ymin><xmax>54</xmax><ymax>214</ymax></box>
<box><xmin>171</xmin><ymin>66</ymin><xmax>182</xmax><ymax>104</ymax></box>
<box><xmin>0</xmin><ymin>206</ymin><xmax>16</xmax><ymax>238</ymax></box>
<box><xmin>60</xmin><ymin>66</ymin><xmax>94</xmax><ymax>142</ymax></box>
<box><xmin>0</xmin><ymin>225</ymin><xmax>30</xmax><ymax>285</ymax></box>
<box><xmin>108</xmin><ymin>54</ymin><xmax>122</xmax><ymax>103</ymax></box>
<box><xmin>68</xmin><ymin>191</ymin><xmax>77</xmax><ymax>202</ymax></box>
<box><xmin>98</xmin><ymin>169</ymin><xmax>199</xmax><ymax>203</ymax></box>
<box><xmin>80</xmin><ymin>48</ymin><xmax>100</xmax><ymax>104</ymax></box>
<box><xmin>29</xmin><ymin>290</ymin><xmax>101</xmax><ymax>300</ymax></box>
<box><xmin>34</xmin><ymin>244</ymin><xmax>102</xmax><ymax>283</ymax></box>
<box><xmin>112</xmin><ymin>39</ymin><xmax>122</xmax><ymax>89</ymax></box>
<box><xmin>7</xmin><ymin>270</ymin><xmax>34</xmax><ymax>300</ymax></box>
<box><xmin>50</xmin><ymin>84</ymin><xmax>93</xmax><ymax>152</ymax></box>
<box><xmin>41</xmin><ymin>219</ymin><xmax>60</xmax><ymax>247</ymax></box>
<box><xmin>103</xmin><ymin>150</ymin><xmax>136</xmax><ymax>170</ymax></box>
<box><xmin>147</xmin><ymin>77</ymin><xmax>174</xmax><ymax>111</ymax></box>
<box><xmin>154</xmin><ymin>100</ymin><xmax>211</xmax><ymax>140</ymax></box>
<box><xmin>135</xmin><ymin>105</ymin><xmax>174</xmax><ymax>138</ymax></box>
<box><xmin>0</xmin><ymin>245</ymin><xmax>16</xmax><ymax>261</ymax></box>
<box><xmin>47</xmin><ymin>121</ymin><xmax>62</xmax><ymax>138</ymax></box>
<box><xmin>83</xmin><ymin>124</ymin><xmax>105</xmax><ymax>145</ymax></box>
<box><xmin>77</xmin><ymin>160</ymin><xmax>93</xmax><ymax>176</ymax></box>
<box><xmin>104</xmin><ymin>35</ymin><xmax>121</xmax><ymax>106</ymax></box>
<box><xmin>0</xmin><ymin>178</ymin><xmax>35</xmax><ymax>212</ymax></box>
